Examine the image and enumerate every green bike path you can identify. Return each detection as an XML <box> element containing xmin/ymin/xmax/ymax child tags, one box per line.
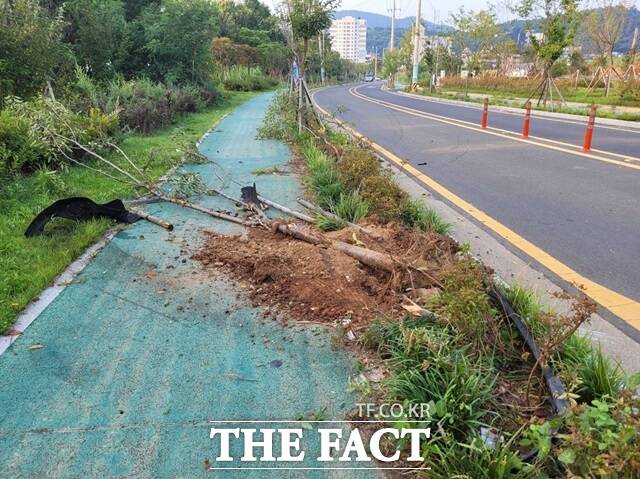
<box><xmin>0</xmin><ymin>93</ymin><xmax>377</xmax><ymax>478</ymax></box>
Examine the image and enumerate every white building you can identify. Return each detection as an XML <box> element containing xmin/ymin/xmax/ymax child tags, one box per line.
<box><xmin>329</xmin><ymin>16</ymin><xmax>367</xmax><ymax>63</ymax></box>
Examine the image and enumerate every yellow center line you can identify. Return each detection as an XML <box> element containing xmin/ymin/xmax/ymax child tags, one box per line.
<box><xmin>311</xmin><ymin>89</ymin><xmax>640</xmax><ymax>329</ymax></box>
<box><xmin>350</xmin><ymin>85</ymin><xmax>640</xmax><ymax>171</ymax></box>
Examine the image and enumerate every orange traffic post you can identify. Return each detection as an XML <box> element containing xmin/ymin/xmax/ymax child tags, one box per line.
<box><xmin>481</xmin><ymin>97</ymin><xmax>489</xmax><ymax>129</ymax></box>
<box><xmin>522</xmin><ymin>100</ymin><xmax>532</xmax><ymax>138</ymax></box>
<box><xmin>583</xmin><ymin>104</ymin><xmax>597</xmax><ymax>152</ymax></box>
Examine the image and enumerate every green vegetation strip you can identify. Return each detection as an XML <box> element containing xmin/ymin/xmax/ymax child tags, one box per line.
<box><xmin>0</xmin><ymin>92</ymin><xmax>255</xmax><ymax>334</ymax></box>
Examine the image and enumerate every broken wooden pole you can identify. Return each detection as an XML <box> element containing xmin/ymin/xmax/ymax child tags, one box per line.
<box><xmin>157</xmin><ymin>194</ymin><xmax>252</xmax><ymax>226</ymax></box>
<box><xmin>258</xmin><ymin>195</ymin><xmax>314</xmax><ymax>223</ymax></box>
<box><xmin>130</xmin><ymin>209</ymin><xmax>174</xmax><ymax>231</ymax></box>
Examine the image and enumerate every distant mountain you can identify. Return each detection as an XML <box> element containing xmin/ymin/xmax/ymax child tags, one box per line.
<box><xmin>334</xmin><ymin>10</ymin><xmax>452</xmax><ymax>54</ymax></box>
<box><xmin>502</xmin><ymin>8</ymin><xmax>639</xmax><ymax>53</ymax></box>
<box><xmin>335</xmin><ymin>10</ymin><xmax>451</xmax><ymax>33</ymax></box>
<box><xmin>335</xmin><ymin>7</ymin><xmax>639</xmax><ymax>55</ymax></box>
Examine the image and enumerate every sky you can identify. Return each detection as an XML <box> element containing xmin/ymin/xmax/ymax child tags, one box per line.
<box><xmin>265</xmin><ymin>0</ymin><xmax>640</xmax><ymax>24</ymax></box>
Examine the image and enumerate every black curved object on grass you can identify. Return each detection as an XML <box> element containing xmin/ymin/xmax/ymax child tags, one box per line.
<box><xmin>25</xmin><ymin>197</ymin><xmax>141</xmax><ymax>237</ymax></box>
<box><xmin>489</xmin><ymin>285</ymin><xmax>570</xmax><ymax>417</ymax></box>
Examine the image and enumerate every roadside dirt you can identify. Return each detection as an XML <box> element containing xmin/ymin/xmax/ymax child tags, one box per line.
<box><xmin>192</xmin><ymin>223</ymin><xmax>457</xmax><ymax>328</ymax></box>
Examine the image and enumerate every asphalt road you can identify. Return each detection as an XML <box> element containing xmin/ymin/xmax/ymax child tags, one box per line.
<box><xmin>362</xmin><ymin>85</ymin><xmax>640</xmax><ymax>158</ymax></box>
<box><xmin>313</xmin><ymin>82</ymin><xmax>640</xmax><ymax>322</ymax></box>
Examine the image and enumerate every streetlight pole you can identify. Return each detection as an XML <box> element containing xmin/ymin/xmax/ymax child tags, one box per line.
<box><xmin>411</xmin><ymin>0</ymin><xmax>422</xmax><ymax>87</ymax></box>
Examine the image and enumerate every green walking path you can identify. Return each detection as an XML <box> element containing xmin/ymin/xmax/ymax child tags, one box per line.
<box><xmin>0</xmin><ymin>93</ymin><xmax>378</xmax><ymax>478</ymax></box>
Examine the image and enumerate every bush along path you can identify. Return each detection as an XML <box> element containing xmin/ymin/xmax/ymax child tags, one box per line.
<box><xmin>230</xmin><ymin>91</ymin><xmax>640</xmax><ymax>477</ymax></box>
<box><xmin>0</xmin><ymin>92</ymin><xmax>380</xmax><ymax>477</ymax></box>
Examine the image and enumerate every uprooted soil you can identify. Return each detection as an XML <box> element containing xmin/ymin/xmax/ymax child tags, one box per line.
<box><xmin>192</xmin><ymin>223</ymin><xmax>458</xmax><ymax>328</ymax></box>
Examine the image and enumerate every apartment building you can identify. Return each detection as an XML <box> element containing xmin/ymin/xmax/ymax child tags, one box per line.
<box><xmin>329</xmin><ymin>16</ymin><xmax>367</xmax><ymax>64</ymax></box>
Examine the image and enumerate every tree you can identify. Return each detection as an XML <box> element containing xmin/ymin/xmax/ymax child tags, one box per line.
<box><xmin>287</xmin><ymin>0</ymin><xmax>339</xmax><ymax>76</ymax></box>
<box><xmin>382</xmin><ymin>50</ymin><xmax>402</xmax><ymax>87</ymax></box>
<box><xmin>137</xmin><ymin>0</ymin><xmax>220</xmax><ymax>85</ymax></box>
<box><xmin>584</xmin><ymin>0</ymin><xmax>630</xmax><ymax>96</ymax></box>
<box><xmin>65</xmin><ymin>0</ymin><xmax>129</xmax><ymax>80</ymax></box>
<box><xmin>517</xmin><ymin>0</ymin><xmax>580</xmax><ymax>73</ymax></box>
<box><xmin>257</xmin><ymin>42</ymin><xmax>290</xmax><ymax>76</ymax></box>
<box><xmin>516</xmin><ymin>0</ymin><xmax>581</xmax><ymax>105</ymax></box>
<box><xmin>450</xmin><ymin>7</ymin><xmax>502</xmax><ymax>73</ymax></box>
<box><xmin>422</xmin><ymin>45</ymin><xmax>462</xmax><ymax>77</ymax></box>
<box><xmin>0</xmin><ymin>0</ymin><xmax>74</xmax><ymax>100</ymax></box>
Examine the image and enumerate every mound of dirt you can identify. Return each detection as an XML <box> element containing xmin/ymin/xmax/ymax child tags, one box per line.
<box><xmin>192</xmin><ymin>224</ymin><xmax>457</xmax><ymax>328</ymax></box>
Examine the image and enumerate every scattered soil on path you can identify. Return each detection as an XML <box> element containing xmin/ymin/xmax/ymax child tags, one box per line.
<box><xmin>192</xmin><ymin>224</ymin><xmax>457</xmax><ymax>328</ymax></box>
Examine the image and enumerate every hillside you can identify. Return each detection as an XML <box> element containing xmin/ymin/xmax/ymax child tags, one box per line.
<box><xmin>335</xmin><ymin>9</ymin><xmax>451</xmax><ymax>54</ymax></box>
<box><xmin>335</xmin><ymin>7</ymin><xmax>639</xmax><ymax>55</ymax></box>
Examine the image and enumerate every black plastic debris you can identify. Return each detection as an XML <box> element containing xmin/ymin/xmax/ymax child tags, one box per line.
<box><xmin>25</xmin><ymin>197</ymin><xmax>141</xmax><ymax>237</ymax></box>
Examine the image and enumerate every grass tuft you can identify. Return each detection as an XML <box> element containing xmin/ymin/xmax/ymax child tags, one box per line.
<box><xmin>400</xmin><ymin>198</ymin><xmax>451</xmax><ymax>235</ymax></box>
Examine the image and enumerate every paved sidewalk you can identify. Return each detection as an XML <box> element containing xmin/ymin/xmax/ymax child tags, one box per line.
<box><xmin>0</xmin><ymin>93</ymin><xmax>375</xmax><ymax>478</ymax></box>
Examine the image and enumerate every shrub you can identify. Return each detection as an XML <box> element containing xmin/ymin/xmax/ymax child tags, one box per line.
<box><xmin>429</xmin><ymin>259</ymin><xmax>496</xmax><ymax>345</ymax></box>
<box><xmin>0</xmin><ymin>111</ymin><xmax>48</xmax><ymax>174</ymax></box>
<box><xmin>336</xmin><ymin>148</ymin><xmax>380</xmax><ymax>189</ymax></box>
<box><xmin>257</xmin><ymin>91</ymin><xmax>297</xmax><ymax>141</ymax></box>
<box><xmin>400</xmin><ymin>198</ymin><xmax>451</xmax><ymax>235</ymax></box>
<box><xmin>524</xmin><ymin>392</ymin><xmax>640</xmax><ymax>478</ymax></box>
<box><xmin>105</xmin><ymin>78</ymin><xmax>173</xmax><ymax>133</ymax></box>
<box><xmin>171</xmin><ymin>84</ymin><xmax>204</xmax><ymax>113</ymax></box>
<box><xmin>360</xmin><ymin>174</ymin><xmax>407</xmax><ymax>220</ymax></box>
<box><xmin>4</xmin><ymin>96</ymin><xmax>118</xmax><ymax>172</ymax></box>
<box><xmin>223</xmin><ymin>75</ymin><xmax>278</xmax><ymax>92</ymax></box>
<box><xmin>620</xmin><ymin>80</ymin><xmax>640</xmax><ymax>102</ymax></box>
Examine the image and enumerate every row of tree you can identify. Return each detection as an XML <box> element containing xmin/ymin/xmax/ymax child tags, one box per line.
<box><xmin>380</xmin><ymin>0</ymin><xmax>638</xmax><ymax>93</ymax></box>
<box><xmin>1</xmin><ymin>0</ymin><xmax>291</xmax><ymax>100</ymax></box>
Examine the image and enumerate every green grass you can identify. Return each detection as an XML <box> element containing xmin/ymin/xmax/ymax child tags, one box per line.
<box><xmin>559</xmin><ymin>334</ymin><xmax>626</xmax><ymax>403</ymax></box>
<box><xmin>300</xmin><ymin>137</ymin><xmax>345</xmax><ymax>210</ymax></box>
<box><xmin>0</xmin><ymin>91</ymin><xmax>256</xmax><ymax>333</ymax></box>
<box><xmin>400</xmin><ymin>198</ymin><xmax>451</xmax><ymax>235</ymax></box>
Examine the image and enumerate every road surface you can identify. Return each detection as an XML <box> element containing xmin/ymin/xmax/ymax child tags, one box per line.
<box><xmin>313</xmin><ymin>82</ymin><xmax>640</xmax><ymax>335</ymax></box>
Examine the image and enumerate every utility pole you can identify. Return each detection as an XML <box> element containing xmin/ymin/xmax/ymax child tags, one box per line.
<box><xmin>431</xmin><ymin>8</ymin><xmax>439</xmax><ymax>92</ymax></box>
<box><xmin>411</xmin><ymin>0</ymin><xmax>422</xmax><ymax>87</ymax></box>
<box><xmin>389</xmin><ymin>0</ymin><xmax>398</xmax><ymax>51</ymax></box>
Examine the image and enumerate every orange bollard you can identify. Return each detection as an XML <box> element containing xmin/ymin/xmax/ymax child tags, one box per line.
<box><xmin>583</xmin><ymin>104</ymin><xmax>597</xmax><ymax>152</ymax></box>
<box><xmin>522</xmin><ymin>100</ymin><xmax>532</xmax><ymax>138</ymax></box>
<box><xmin>481</xmin><ymin>97</ymin><xmax>489</xmax><ymax>129</ymax></box>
